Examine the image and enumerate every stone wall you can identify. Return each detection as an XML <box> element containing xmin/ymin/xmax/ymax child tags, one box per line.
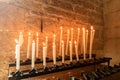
<box><xmin>0</xmin><ymin>0</ymin><xmax>104</xmax><ymax>79</ymax></box>
<box><xmin>103</xmin><ymin>0</ymin><xmax>120</xmax><ymax>65</ymax></box>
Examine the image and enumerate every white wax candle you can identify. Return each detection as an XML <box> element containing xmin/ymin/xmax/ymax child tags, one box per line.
<box><xmin>77</xmin><ymin>28</ymin><xmax>80</xmax><ymax>47</ymax></box>
<box><xmin>74</xmin><ymin>41</ymin><xmax>79</xmax><ymax>61</ymax></box>
<box><xmin>52</xmin><ymin>42</ymin><xmax>56</xmax><ymax>65</ymax></box>
<box><xmin>46</xmin><ymin>36</ymin><xmax>48</xmax><ymax>57</ymax></box>
<box><xmin>85</xmin><ymin>30</ymin><xmax>88</xmax><ymax>54</ymax></box>
<box><xmin>59</xmin><ymin>26</ymin><xmax>63</xmax><ymax>56</ymax></box>
<box><xmin>16</xmin><ymin>41</ymin><xmax>20</xmax><ymax>70</ymax></box>
<box><xmin>27</xmin><ymin>32</ymin><xmax>31</xmax><ymax>59</ymax></box>
<box><xmin>19</xmin><ymin>32</ymin><xmax>24</xmax><ymax>46</ymax></box>
<box><xmin>65</xmin><ymin>29</ymin><xmax>70</xmax><ymax>55</ymax></box>
<box><xmin>82</xmin><ymin>28</ymin><xmax>86</xmax><ymax>60</ymax></box>
<box><xmin>36</xmin><ymin>32</ymin><xmax>39</xmax><ymax>58</ymax></box>
<box><xmin>43</xmin><ymin>42</ymin><xmax>47</xmax><ymax>67</ymax></box>
<box><xmin>62</xmin><ymin>40</ymin><xmax>65</xmax><ymax>63</ymax></box>
<box><xmin>89</xmin><ymin>26</ymin><xmax>93</xmax><ymax>59</ymax></box>
<box><xmin>89</xmin><ymin>26</ymin><xmax>95</xmax><ymax>59</ymax></box>
<box><xmin>70</xmin><ymin>28</ymin><xmax>73</xmax><ymax>57</ymax></box>
<box><xmin>69</xmin><ymin>41</ymin><xmax>72</xmax><ymax>62</ymax></box>
<box><xmin>31</xmin><ymin>41</ymin><xmax>35</xmax><ymax>69</ymax></box>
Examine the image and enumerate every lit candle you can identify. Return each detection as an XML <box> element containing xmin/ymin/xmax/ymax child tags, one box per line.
<box><xmin>31</xmin><ymin>41</ymin><xmax>35</xmax><ymax>69</ymax></box>
<box><xmin>43</xmin><ymin>42</ymin><xmax>47</xmax><ymax>67</ymax></box>
<box><xmin>82</xmin><ymin>28</ymin><xmax>86</xmax><ymax>60</ymax></box>
<box><xmin>15</xmin><ymin>40</ymin><xmax>20</xmax><ymax>70</ymax></box>
<box><xmin>65</xmin><ymin>29</ymin><xmax>70</xmax><ymax>55</ymax></box>
<box><xmin>36</xmin><ymin>32</ymin><xmax>39</xmax><ymax>58</ymax></box>
<box><xmin>19</xmin><ymin>32</ymin><xmax>24</xmax><ymax>46</ymax></box>
<box><xmin>27</xmin><ymin>32</ymin><xmax>31</xmax><ymax>59</ymax></box>
<box><xmin>77</xmin><ymin>28</ymin><xmax>80</xmax><ymax>48</ymax></box>
<box><xmin>70</xmin><ymin>28</ymin><xmax>73</xmax><ymax>57</ymax></box>
<box><xmin>85</xmin><ymin>30</ymin><xmax>88</xmax><ymax>54</ymax></box>
<box><xmin>74</xmin><ymin>41</ymin><xmax>79</xmax><ymax>61</ymax></box>
<box><xmin>89</xmin><ymin>26</ymin><xmax>95</xmax><ymax>59</ymax></box>
<box><xmin>69</xmin><ymin>41</ymin><xmax>72</xmax><ymax>62</ymax></box>
<box><xmin>45</xmin><ymin>36</ymin><xmax>48</xmax><ymax>57</ymax></box>
<box><xmin>62</xmin><ymin>40</ymin><xmax>65</xmax><ymax>63</ymax></box>
<box><xmin>52</xmin><ymin>42</ymin><xmax>56</xmax><ymax>65</ymax></box>
<box><xmin>59</xmin><ymin>26</ymin><xmax>63</xmax><ymax>56</ymax></box>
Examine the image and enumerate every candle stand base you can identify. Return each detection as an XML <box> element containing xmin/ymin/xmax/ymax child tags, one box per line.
<box><xmin>43</xmin><ymin>67</ymin><xmax>51</xmax><ymax>72</ymax></box>
<box><xmin>12</xmin><ymin>70</ymin><xmax>22</xmax><ymax>77</ymax></box>
<box><xmin>53</xmin><ymin>65</ymin><xmax>59</xmax><ymax>71</ymax></box>
<box><xmin>29</xmin><ymin>68</ymin><xmax>38</xmax><ymax>75</ymax></box>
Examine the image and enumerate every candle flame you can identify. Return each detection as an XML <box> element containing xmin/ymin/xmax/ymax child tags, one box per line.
<box><xmin>43</xmin><ymin>42</ymin><xmax>46</xmax><ymax>46</ymax></box>
<box><xmin>91</xmin><ymin>26</ymin><xmax>93</xmax><ymax>30</ymax></box>
<box><xmin>36</xmin><ymin>32</ymin><xmax>38</xmax><ymax>36</ymax></box>
<box><xmin>28</xmin><ymin>32</ymin><xmax>31</xmax><ymax>35</ymax></box>
<box><xmin>15</xmin><ymin>39</ymin><xmax>18</xmax><ymax>43</ymax></box>
<box><xmin>60</xmin><ymin>26</ymin><xmax>63</xmax><ymax>29</ymax></box>
<box><xmin>74</xmin><ymin>41</ymin><xmax>77</xmax><ymax>44</ymax></box>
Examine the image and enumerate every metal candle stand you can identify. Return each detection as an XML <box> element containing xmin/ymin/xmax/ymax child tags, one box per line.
<box><xmin>8</xmin><ymin>54</ymin><xmax>112</xmax><ymax>80</ymax></box>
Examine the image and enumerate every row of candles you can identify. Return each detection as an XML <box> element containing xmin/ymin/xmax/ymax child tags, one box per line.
<box><xmin>15</xmin><ymin>26</ymin><xmax>95</xmax><ymax>71</ymax></box>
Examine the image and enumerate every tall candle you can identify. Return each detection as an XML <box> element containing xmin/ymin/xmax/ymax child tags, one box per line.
<box><xmin>89</xmin><ymin>26</ymin><xmax>95</xmax><ymax>59</ymax></box>
<box><xmin>27</xmin><ymin>32</ymin><xmax>31</xmax><ymax>59</ymax></box>
<box><xmin>31</xmin><ymin>40</ymin><xmax>35</xmax><ymax>69</ymax></box>
<box><xmin>69</xmin><ymin>41</ymin><xmax>72</xmax><ymax>62</ymax></box>
<box><xmin>85</xmin><ymin>30</ymin><xmax>88</xmax><ymax>54</ymax></box>
<box><xmin>16</xmin><ymin>41</ymin><xmax>20</xmax><ymax>70</ymax></box>
<box><xmin>71</xmin><ymin>28</ymin><xmax>73</xmax><ymax>57</ymax></box>
<box><xmin>59</xmin><ymin>26</ymin><xmax>63</xmax><ymax>56</ymax></box>
<box><xmin>77</xmin><ymin>28</ymin><xmax>80</xmax><ymax>47</ymax></box>
<box><xmin>43</xmin><ymin>42</ymin><xmax>47</xmax><ymax>67</ymax></box>
<box><xmin>36</xmin><ymin>32</ymin><xmax>39</xmax><ymax>58</ymax></box>
<box><xmin>45</xmin><ymin>36</ymin><xmax>48</xmax><ymax>57</ymax></box>
<box><xmin>82</xmin><ymin>28</ymin><xmax>86</xmax><ymax>60</ymax></box>
<box><xmin>19</xmin><ymin>32</ymin><xmax>23</xmax><ymax>46</ymax></box>
<box><xmin>74</xmin><ymin>41</ymin><xmax>79</xmax><ymax>61</ymax></box>
<box><xmin>53</xmin><ymin>42</ymin><xmax>56</xmax><ymax>65</ymax></box>
<box><xmin>62</xmin><ymin>40</ymin><xmax>65</xmax><ymax>63</ymax></box>
<box><xmin>65</xmin><ymin>29</ymin><xmax>70</xmax><ymax>55</ymax></box>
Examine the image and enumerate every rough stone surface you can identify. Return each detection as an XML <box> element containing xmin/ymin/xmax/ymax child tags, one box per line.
<box><xmin>0</xmin><ymin>0</ymin><xmax>104</xmax><ymax>79</ymax></box>
<box><xmin>103</xmin><ymin>0</ymin><xmax>120</xmax><ymax>65</ymax></box>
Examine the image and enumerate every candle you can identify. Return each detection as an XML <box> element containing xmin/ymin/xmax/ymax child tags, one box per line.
<box><xmin>70</xmin><ymin>28</ymin><xmax>73</xmax><ymax>57</ymax></box>
<box><xmin>45</xmin><ymin>36</ymin><xmax>48</xmax><ymax>57</ymax></box>
<box><xmin>19</xmin><ymin>32</ymin><xmax>24</xmax><ymax>46</ymax></box>
<box><xmin>89</xmin><ymin>26</ymin><xmax>95</xmax><ymax>59</ymax></box>
<box><xmin>82</xmin><ymin>28</ymin><xmax>86</xmax><ymax>60</ymax></box>
<box><xmin>27</xmin><ymin>32</ymin><xmax>31</xmax><ymax>59</ymax></box>
<box><xmin>43</xmin><ymin>42</ymin><xmax>47</xmax><ymax>67</ymax></box>
<box><xmin>62</xmin><ymin>40</ymin><xmax>65</xmax><ymax>63</ymax></box>
<box><xmin>36</xmin><ymin>32</ymin><xmax>39</xmax><ymax>58</ymax></box>
<box><xmin>59</xmin><ymin>26</ymin><xmax>63</xmax><ymax>56</ymax></box>
<box><xmin>77</xmin><ymin>28</ymin><xmax>80</xmax><ymax>47</ymax></box>
<box><xmin>85</xmin><ymin>30</ymin><xmax>88</xmax><ymax>54</ymax></box>
<box><xmin>65</xmin><ymin>29</ymin><xmax>70</xmax><ymax>55</ymax></box>
<box><xmin>52</xmin><ymin>42</ymin><xmax>56</xmax><ymax>65</ymax></box>
<box><xmin>69</xmin><ymin>41</ymin><xmax>72</xmax><ymax>62</ymax></box>
<box><xmin>74</xmin><ymin>41</ymin><xmax>79</xmax><ymax>61</ymax></box>
<box><xmin>15</xmin><ymin>40</ymin><xmax>20</xmax><ymax>70</ymax></box>
<box><xmin>31</xmin><ymin>41</ymin><xmax>35</xmax><ymax>69</ymax></box>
